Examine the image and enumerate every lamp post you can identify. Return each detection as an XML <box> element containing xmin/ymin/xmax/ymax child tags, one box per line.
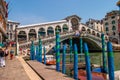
<box><xmin>117</xmin><ymin>0</ymin><xmax>120</xmax><ymax>43</ymax></box>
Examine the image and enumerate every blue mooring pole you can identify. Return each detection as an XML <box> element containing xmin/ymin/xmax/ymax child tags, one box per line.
<box><xmin>84</xmin><ymin>43</ymin><xmax>92</xmax><ymax>80</ymax></box>
<box><xmin>107</xmin><ymin>42</ymin><xmax>114</xmax><ymax>80</ymax></box>
<box><xmin>80</xmin><ymin>37</ymin><xmax>83</xmax><ymax>62</ymax></box>
<box><xmin>74</xmin><ymin>44</ymin><xmax>78</xmax><ymax>80</ymax></box>
<box><xmin>44</xmin><ymin>47</ymin><xmax>46</xmax><ymax>64</ymax></box>
<box><xmin>56</xmin><ymin>29</ymin><xmax>60</xmax><ymax>72</ymax></box>
<box><xmin>35</xmin><ymin>46</ymin><xmax>38</xmax><ymax>60</ymax></box>
<box><xmin>30</xmin><ymin>41</ymin><xmax>35</xmax><ymax>60</ymax></box>
<box><xmin>62</xmin><ymin>44</ymin><xmax>66</xmax><ymax>74</ymax></box>
<box><xmin>38</xmin><ymin>38</ymin><xmax>42</xmax><ymax>63</ymax></box>
<box><xmin>70</xmin><ymin>37</ymin><xmax>72</xmax><ymax>63</ymax></box>
<box><xmin>101</xmin><ymin>33</ymin><xmax>107</xmax><ymax>73</ymax></box>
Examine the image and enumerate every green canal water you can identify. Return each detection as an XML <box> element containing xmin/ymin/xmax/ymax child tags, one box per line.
<box><xmin>60</xmin><ymin>52</ymin><xmax>120</xmax><ymax>77</ymax></box>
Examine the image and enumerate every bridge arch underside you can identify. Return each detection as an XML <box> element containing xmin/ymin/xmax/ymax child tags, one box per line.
<box><xmin>47</xmin><ymin>37</ymin><xmax>102</xmax><ymax>55</ymax></box>
<box><xmin>61</xmin><ymin>37</ymin><xmax>101</xmax><ymax>52</ymax></box>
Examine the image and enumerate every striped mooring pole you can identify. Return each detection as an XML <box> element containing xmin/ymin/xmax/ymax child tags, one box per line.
<box><xmin>70</xmin><ymin>37</ymin><xmax>72</xmax><ymax>63</ymax></box>
<box><xmin>80</xmin><ymin>37</ymin><xmax>83</xmax><ymax>62</ymax></box>
<box><xmin>35</xmin><ymin>46</ymin><xmax>39</xmax><ymax>60</ymax></box>
<box><xmin>62</xmin><ymin>44</ymin><xmax>66</xmax><ymax>74</ymax></box>
<box><xmin>101</xmin><ymin>33</ymin><xmax>107</xmax><ymax>73</ymax></box>
<box><xmin>107</xmin><ymin>42</ymin><xmax>114</xmax><ymax>80</ymax></box>
<box><xmin>30</xmin><ymin>41</ymin><xmax>35</xmax><ymax>60</ymax></box>
<box><xmin>38</xmin><ymin>38</ymin><xmax>42</xmax><ymax>63</ymax></box>
<box><xmin>83</xmin><ymin>43</ymin><xmax>92</xmax><ymax>80</ymax></box>
<box><xmin>74</xmin><ymin>44</ymin><xmax>78</xmax><ymax>80</ymax></box>
<box><xmin>56</xmin><ymin>29</ymin><xmax>60</xmax><ymax>72</ymax></box>
<box><xmin>44</xmin><ymin>47</ymin><xmax>46</xmax><ymax>64</ymax></box>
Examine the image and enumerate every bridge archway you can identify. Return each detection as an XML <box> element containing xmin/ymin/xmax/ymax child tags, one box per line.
<box><xmin>55</xmin><ymin>25</ymin><xmax>61</xmax><ymax>32</ymax></box>
<box><xmin>81</xmin><ymin>26</ymin><xmax>86</xmax><ymax>31</ymax></box>
<box><xmin>47</xmin><ymin>26</ymin><xmax>54</xmax><ymax>36</ymax></box>
<box><xmin>18</xmin><ymin>31</ymin><xmax>27</xmax><ymax>42</ymax></box>
<box><xmin>28</xmin><ymin>29</ymin><xmax>36</xmax><ymax>40</ymax></box>
<box><xmin>92</xmin><ymin>31</ymin><xmax>95</xmax><ymax>35</ymax></box>
<box><xmin>87</xmin><ymin>29</ymin><xmax>91</xmax><ymax>34</ymax></box>
<box><xmin>38</xmin><ymin>28</ymin><xmax>46</xmax><ymax>38</ymax></box>
<box><xmin>62</xmin><ymin>24</ymin><xmax>68</xmax><ymax>32</ymax></box>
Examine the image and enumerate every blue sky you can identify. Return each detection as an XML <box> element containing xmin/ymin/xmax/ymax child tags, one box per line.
<box><xmin>6</xmin><ymin>0</ymin><xmax>118</xmax><ymax>25</ymax></box>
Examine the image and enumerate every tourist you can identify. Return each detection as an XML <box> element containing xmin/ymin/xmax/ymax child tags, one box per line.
<box><xmin>0</xmin><ymin>47</ymin><xmax>5</xmax><ymax>67</ymax></box>
<box><xmin>4</xmin><ymin>47</ymin><xmax>9</xmax><ymax>60</ymax></box>
<box><xmin>10</xmin><ymin>49</ymin><xmax>14</xmax><ymax>60</ymax></box>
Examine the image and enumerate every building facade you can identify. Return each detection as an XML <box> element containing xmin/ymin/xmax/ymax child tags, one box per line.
<box><xmin>0</xmin><ymin>0</ymin><xmax>8</xmax><ymax>43</ymax></box>
<box><xmin>103</xmin><ymin>10</ymin><xmax>120</xmax><ymax>44</ymax></box>
<box><xmin>86</xmin><ymin>19</ymin><xmax>104</xmax><ymax>33</ymax></box>
<box><xmin>7</xmin><ymin>20</ymin><xmax>20</xmax><ymax>42</ymax></box>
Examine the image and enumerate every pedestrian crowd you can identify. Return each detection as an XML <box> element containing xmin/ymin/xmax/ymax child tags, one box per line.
<box><xmin>0</xmin><ymin>46</ymin><xmax>14</xmax><ymax>67</ymax></box>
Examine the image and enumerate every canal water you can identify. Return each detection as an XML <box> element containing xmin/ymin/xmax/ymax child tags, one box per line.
<box><xmin>60</xmin><ymin>52</ymin><xmax>120</xmax><ymax>77</ymax></box>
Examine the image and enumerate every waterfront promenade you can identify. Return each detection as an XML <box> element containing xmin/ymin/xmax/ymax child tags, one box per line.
<box><xmin>0</xmin><ymin>56</ymin><xmax>41</xmax><ymax>80</ymax></box>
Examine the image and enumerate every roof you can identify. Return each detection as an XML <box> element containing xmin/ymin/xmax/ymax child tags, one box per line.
<box><xmin>18</xmin><ymin>20</ymin><xmax>67</xmax><ymax>29</ymax></box>
<box><xmin>8</xmin><ymin>20</ymin><xmax>20</xmax><ymax>24</ymax></box>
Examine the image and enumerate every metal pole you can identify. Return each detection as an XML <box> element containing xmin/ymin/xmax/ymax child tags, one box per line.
<box><xmin>15</xmin><ymin>28</ymin><xmax>17</xmax><ymax>56</ymax></box>
<box><xmin>56</xmin><ymin>29</ymin><xmax>60</xmax><ymax>72</ymax></box>
<box><xmin>107</xmin><ymin>42</ymin><xmax>114</xmax><ymax>80</ymax></box>
<box><xmin>83</xmin><ymin>43</ymin><xmax>92</xmax><ymax>80</ymax></box>
<box><xmin>62</xmin><ymin>44</ymin><xmax>66</xmax><ymax>74</ymax></box>
<box><xmin>101</xmin><ymin>33</ymin><xmax>107</xmax><ymax>73</ymax></box>
<box><xmin>44</xmin><ymin>47</ymin><xmax>46</xmax><ymax>64</ymax></box>
<box><xmin>74</xmin><ymin>44</ymin><xmax>78</xmax><ymax>80</ymax></box>
<box><xmin>70</xmin><ymin>37</ymin><xmax>72</xmax><ymax>63</ymax></box>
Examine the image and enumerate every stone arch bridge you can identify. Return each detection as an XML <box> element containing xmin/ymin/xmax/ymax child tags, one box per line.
<box><xmin>16</xmin><ymin>15</ymin><xmax>112</xmax><ymax>54</ymax></box>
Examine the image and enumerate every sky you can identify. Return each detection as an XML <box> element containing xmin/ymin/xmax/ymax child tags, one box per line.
<box><xmin>6</xmin><ymin>0</ymin><xmax>118</xmax><ymax>25</ymax></box>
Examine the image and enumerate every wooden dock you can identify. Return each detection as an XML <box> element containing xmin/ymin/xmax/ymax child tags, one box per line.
<box><xmin>27</xmin><ymin>60</ymin><xmax>74</xmax><ymax>80</ymax></box>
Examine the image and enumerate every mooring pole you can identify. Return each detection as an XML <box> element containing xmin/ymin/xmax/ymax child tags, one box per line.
<box><xmin>44</xmin><ymin>47</ymin><xmax>46</xmax><ymax>64</ymax></box>
<box><xmin>56</xmin><ymin>29</ymin><xmax>60</xmax><ymax>72</ymax></box>
<box><xmin>74</xmin><ymin>44</ymin><xmax>78</xmax><ymax>80</ymax></box>
<box><xmin>30</xmin><ymin>41</ymin><xmax>35</xmax><ymax>60</ymax></box>
<box><xmin>107</xmin><ymin>42</ymin><xmax>114</xmax><ymax>80</ymax></box>
<box><xmin>80</xmin><ymin>37</ymin><xmax>83</xmax><ymax>62</ymax></box>
<box><xmin>38</xmin><ymin>37</ymin><xmax>42</xmax><ymax>63</ymax></box>
<box><xmin>101</xmin><ymin>33</ymin><xmax>107</xmax><ymax>73</ymax></box>
<box><xmin>62</xmin><ymin>44</ymin><xmax>66</xmax><ymax>74</ymax></box>
<box><xmin>84</xmin><ymin>43</ymin><xmax>92</xmax><ymax>80</ymax></box>
<box><xmin>70</xmin><ymin>37</ymin><xmax>72</xmax><ymax>63</ymax></box>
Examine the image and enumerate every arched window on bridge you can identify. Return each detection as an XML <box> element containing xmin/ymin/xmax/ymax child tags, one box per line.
<box><xmin>47</xmin><ymin>27</ymin><xmax>54</xmax><ymax>36</ymax></box>
<box><xmin>55</xmin><ymin>25</ymin><xmax>61</xmax><ymax>32</ymax></box>
<box><xmin>97</xmin><ymin>33</ymin><xmax>100</xmax><ymax>37</ymax></box>
<box><xmin>92</xmin><ymin>31</ymin><xmax>95</xmax><ymax>35</ymax></box>
<box><xmin>28</xmin><ymin>29</ymin><xmax>36</xmax><ymax>40</ymax></box>
<box><xmin>18</xmin><ymin>31</ymin><xmax>27</xmax><ymax>43</ymax></box>
<box><xmin>87</xmin><ymin>29</ymin><xmax>91</xmax><ymax>34</ymax></box>
<box><xmin>63</xmin><ymin>24</ymin><xmax>68</xmax><ymax>32</ymax></box>
<box><xmin>38</xmin><ymin>28</ymin><xmax>46</xmax><ymax>38</ymax></box>
<box><xmin>81</xmin><ymin>27</ymin><xmax>86</xmax><ymax>31</ymax></box>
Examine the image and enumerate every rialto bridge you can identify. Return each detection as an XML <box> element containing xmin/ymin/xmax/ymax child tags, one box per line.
<box><xmin>16</xmin><ymin>15</ymin><xmax>110</xmax><ymax>53</ymax></box>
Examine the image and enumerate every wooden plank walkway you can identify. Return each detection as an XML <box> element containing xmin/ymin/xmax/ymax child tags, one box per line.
<box><xmin>27</xmin><ymin>60</ymin><xmax>74</xmax><ymax>80</ymax></box>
